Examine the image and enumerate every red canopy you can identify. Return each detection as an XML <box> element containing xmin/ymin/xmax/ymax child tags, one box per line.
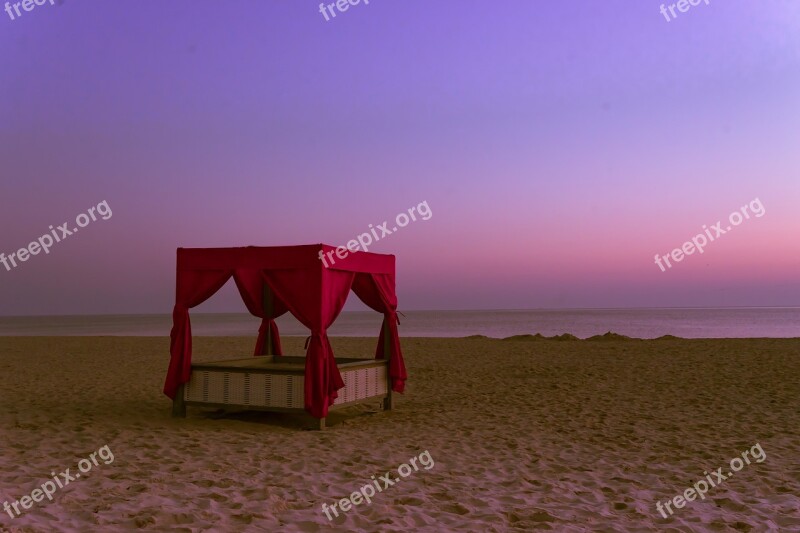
<box><xmin>163</xmin><ymin>244</ymin><xmax>407</xmax><ymax>418</ymax></box>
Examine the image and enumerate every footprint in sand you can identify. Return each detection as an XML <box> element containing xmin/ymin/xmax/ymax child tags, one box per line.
<box><xmin>441</xmin><ymin>502</ymin><xmax>470</xmax><ymax>515</ymax></box>
<box><xmin>395</xmin><ymin>496</ymin><xmax>426</xmax><ymax>506</ymax></box>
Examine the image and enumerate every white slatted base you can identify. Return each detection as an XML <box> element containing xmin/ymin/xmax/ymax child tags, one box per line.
<box><xmin>184</xmin><ymin>364</ymin><xmax>388</xmax><ymax>409</ymax></box>
<box><xmin>184</xmin><ymin>371</ymin><xmax>305</xmax><ymax>408</ymax></box>
<box><xmin>334</xmin><ymin>365</ymin><xmax>388</xmax><ymax>405</ymax></box>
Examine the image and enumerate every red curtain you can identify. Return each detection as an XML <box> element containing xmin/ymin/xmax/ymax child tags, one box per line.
<box><xmin>164</xmin><ymin>246</ymin><xmax>406</xmax><ymax>418</ymax></box>
<box><xmin>262</xmin><ymin>268</ymin><xmax>355</xmax><ymax>418</ymax></box>
<box><xmin>233</xmin><ymin>269</ymin><xmax>287</xmax><ymax>356</ymax></box>
<box><xmin>164</xmin><ymin>270</ymin><xmax>232</xmax><ymax>398</ymax></box>
<box><xmin>352</xmin><ymin>273</ymin><xmax>407</xmax><ymax>393</ymax></box>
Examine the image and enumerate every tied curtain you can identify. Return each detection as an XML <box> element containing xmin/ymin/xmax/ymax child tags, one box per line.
<box><xmin>352</xmin><ymin>273</ymin><xmax>407</xmax><ymax>393</ymax></box>
<box><xmin>233</xmin><ymin>269</ymin><xmax>287</xmax><ymax>356</ymax></box>
<box><xmin>164</xmin><ymin>269</ymin><xmax>287</xmax><ymax>399</ymax></box>
<box><xmin>165</xmin><ymin>270</ymin><xmax>232</xmax><ymax>399</ymax></box>
<box><xmin>261</xmin><ymin>268</ymin><xmax>354</xmax><ymax>418</ymax></box>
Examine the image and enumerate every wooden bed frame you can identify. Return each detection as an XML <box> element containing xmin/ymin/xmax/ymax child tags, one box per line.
<box><xmin>171</xmin><ymin>297</ymin><xmax>394</xmax><ymax>430</ymax></box>
<box><xmin>171</xmin><ymin>355</ymin><xmax>391</xmax><ymax>430</ymax></box>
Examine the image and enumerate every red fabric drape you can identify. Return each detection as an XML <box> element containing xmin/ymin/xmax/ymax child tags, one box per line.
<box><xmin>233</xmin><ymin>269</ymin><xmax>287</xmax><ymax>356</ymax></box>
<box><xmin>262</xmin><ymin>268</ymin><xmax>355</xmax><ymax>418</ymax></box>
<box><xmin>164</xmin><ymin>246</ymin><xmax>406</xmax><ymax>418</ymax></box>
<box><xmin>255</xmin><ymin>319</ymin><xmax>282</xmax><ymax>355</ymax></box>
<box><xmin>352</xmin><ymin>273</ymin><xmax>407</xmax><ymax>393</ymax></box>
<box><xmin>164</xmin><ymin>270</ymin><xmax>232</xmax><ymax>398</ymax></box>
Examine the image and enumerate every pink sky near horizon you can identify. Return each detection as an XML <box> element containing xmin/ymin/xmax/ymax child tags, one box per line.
<box><xmin>0</xmin><ymin>1</ymin><xmax>798</xmax><ymax>315</ymax></box>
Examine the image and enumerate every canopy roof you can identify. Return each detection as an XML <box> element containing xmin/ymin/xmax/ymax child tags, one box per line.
<box><xmin>164</xmin><ymin>244</ymin><xmax>407</xmax><ymax>418</ymax></box>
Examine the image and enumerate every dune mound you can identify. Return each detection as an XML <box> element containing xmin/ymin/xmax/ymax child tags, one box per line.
<box><xmin>502</xmin><ymin>333</ymin><xmax>547</xmax><ymax>341</ymax></box>
<box><xmin>586</xmin><ymin>331</ymin><xmax>633</xmax><ymax>342</ymax></box>
<box><xmin>550</xmin><ymin>333</ymin><xmax>580</xmax><ymax>341</ymax></box>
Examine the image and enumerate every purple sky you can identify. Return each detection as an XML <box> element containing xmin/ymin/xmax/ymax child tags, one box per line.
<box><xmin>1</xmin><ymin>0</ymin><xmax>799</xmax><ymax>315</ymax></box>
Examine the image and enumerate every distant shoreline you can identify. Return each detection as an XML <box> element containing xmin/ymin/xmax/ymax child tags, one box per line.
<box><xmin>1</xmin><ymin>309</ymin><xmax>799</xmax><ymax>339</ymax></box>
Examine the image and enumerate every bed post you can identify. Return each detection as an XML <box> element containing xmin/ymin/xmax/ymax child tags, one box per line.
<box><xmin>262</xmin><ymin>283</ymin><xmax>273</xmax><ymax>356</ymax></box>
<box><xmin>382</xmin><ymin>318</ymin><xmax>394</xmax><ymax>411</ymax></box>
<box><xmin>303</xmin><ymin>413</ymin><xmax>325</xmax><ymax>431</ymax></box>
<box><xmin>172</xmin><ymin>384</ymin><xmax>186</xmax><ymax>417</ymax></box>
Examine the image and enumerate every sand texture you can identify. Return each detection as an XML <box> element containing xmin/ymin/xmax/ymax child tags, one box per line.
<box><xmin>1</xmin><ymin>336</ymin><xmax>799</xmax><ymax>532</ymax></box>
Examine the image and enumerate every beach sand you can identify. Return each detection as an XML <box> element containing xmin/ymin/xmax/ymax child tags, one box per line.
<box><xmin>0</xmin><ymin>335</ymin><xmax>798</xmax><ymax>532</ymax></box>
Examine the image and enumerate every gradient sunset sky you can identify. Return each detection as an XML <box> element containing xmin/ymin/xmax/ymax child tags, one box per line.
<box><xmin>1</xmin><ymin>1</ymin><xmax>798</xmax><ymax>315</ymax></box>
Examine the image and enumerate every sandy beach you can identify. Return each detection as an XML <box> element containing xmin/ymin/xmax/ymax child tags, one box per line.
<box><xmin>1</xmin><ymin>335</ymin><xmax>798</xmax><ymax>532</ymax></box>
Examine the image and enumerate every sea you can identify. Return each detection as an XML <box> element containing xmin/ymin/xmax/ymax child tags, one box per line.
<box><xmin>0</xmin><ymin>308</ymin><xmax>798</xmax><ymax>339</ymax></box>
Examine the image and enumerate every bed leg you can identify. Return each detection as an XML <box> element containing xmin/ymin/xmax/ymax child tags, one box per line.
<box><xmin>304</xmin><ymin>413</ymin><xmax>326</xmax><ymax>430</ymax></box>
<box><xmin>383</xmin><ymin>390</ymin><xmax>394</xmax><ymax>411</ymax></box>
<box><xmin>381</xmin><ymin>320</ymin><xmax>394</xmax><ymax>412</ymax></box>
<box><xmin>172</xmin><ymin>384</ymin><xmax>186</xmax><ymax>418</ymax></box>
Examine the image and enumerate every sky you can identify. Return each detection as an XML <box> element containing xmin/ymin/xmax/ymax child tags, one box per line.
<box><xmin>0</xmin><ymin>0</ymin><xmax>799</xmax><ymax>315</ymax></box>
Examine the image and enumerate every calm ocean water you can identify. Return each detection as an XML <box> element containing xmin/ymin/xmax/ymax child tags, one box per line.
<box><xmin>0</xmin><ymin>309</ymin><xmax>798</xmax><ymax>338</ymax></box>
